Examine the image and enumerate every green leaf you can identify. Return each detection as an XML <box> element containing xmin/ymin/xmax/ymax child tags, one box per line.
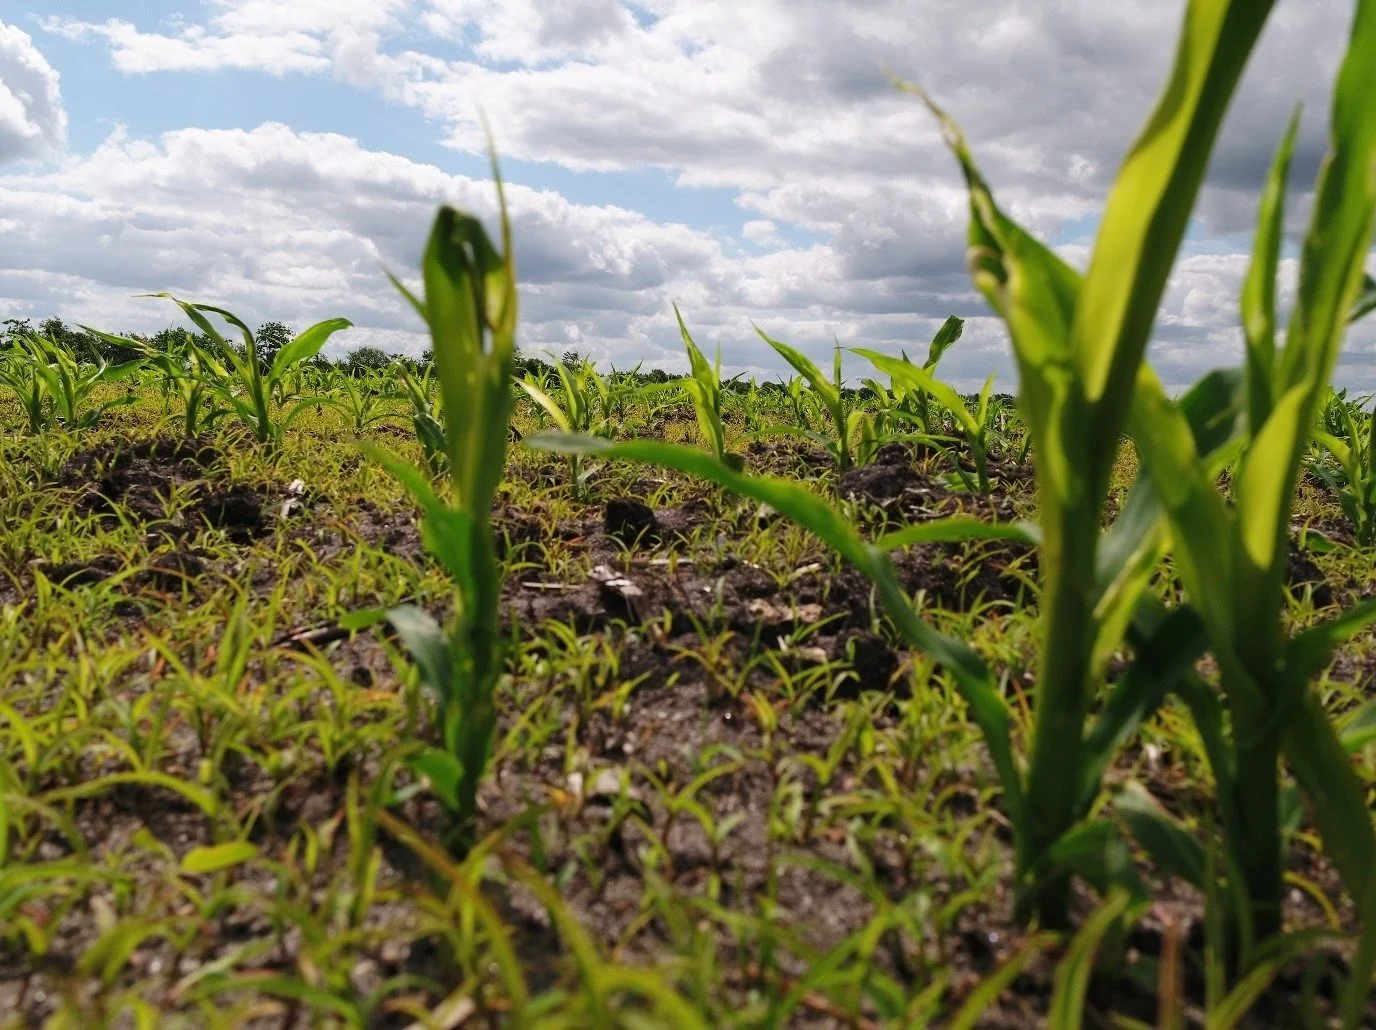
<box><xmin>1285</xmin><ymin>596</ymin><xmax>1376</xmax><ymax>686</ymax></box>
<box><xmin>855</xmin><ymin>349</ymin><xmax>980</xmax><ymax>438</ymax></box>
<box><xmin>873</xmin><ymin>517</ymin><xmax>1038</xmax><ymax>552</ymax></box>
<box><xmin>1283</xmin><ymin>692</ymin><xmax>1376</xmax><ymax>912</ymax></box>
<box><xmin>1233</xmin><ymin>383</ymin><xmax>1308</xmax><ymax>576</ymax></box>
<box><xmin>946</xmin><ymin>934</ymin><xmax>1056</xmax><ymax>1030</ymax></box>
<box><xmin>1339</xmin><ymin>702</ymin><xmax>1376</xmax><ymax>754</ymax></box>
<box><xmin>270</xmin><ymin>317</ymin><xmax>352</xmax><ymax>376</ymax></box>
<box><xmin>1240</xmin><ymin>108</ymin><xmax>1300</xmax><ymax>433</ymax></box>
<box><xmin>1040</xmin><ymin>821</ymin><xmax>1144</xmax><ymax>900</ymax></box>
<box><xmin>384</xmin><ymin>605</ymin><xmax>454</xmax><ymax>708</ymax></box>
<box><xmin>1352</xmin><ymin>273</ymin><xmax>1376</xmax><ymax>325</ymax></box>
<box><xmin>1276</xmin><ymin>0</ymin><xmax>1376</xmax><ymax>399</ymax></box>
<box><xmin>407</xmin><ymin>748</ymin><xmax>464</xmax><ymax>813</ymax></box>
<box><xmin>179</xmin><ymin>840</ymin><xmax>260</xmax><ymax>875</ymax></box>
<box><xmin>756</xmin><ymin>326</ymin><xmax>839</xmax><ymax>413</ymax></box>
<box><xmin>526</xmin><ymin>432</ymin><xmax>1027</xmax><ymax>832</ymax></box>
<box><xmin>1048</xmin><ymin>889</ymin><xmax>1134</xmax><ymax>1030</ymax></box>
<box><xmin>517</xmin><ymin>378</ymin><xmax>573</xmax><ymax>433</ymax></box>
<box><xmin>1070</xmin><ymin>0</ymin><xmax>1275</xmax><ymax>449</ymax></box>
<box><xmin>924</xmin><ymin>315</ymin><xmax>965</xmax><ymax>370</ymax></box>
<box><xmin>1128</xmin><ymin>369</ymin><xmax>1236</xmax><ymax>638</ymax></box>
<box><xmin>1079</xmin><ymin>603</ymin><xmax>1207</xmax><ymax>810</ymax></box>
<box><xmin>1115</xmin><ymin>781</ymin><xmax>1206</xmax><ymax>889</ymax></box>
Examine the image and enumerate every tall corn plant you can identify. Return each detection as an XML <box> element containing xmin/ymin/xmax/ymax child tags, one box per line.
<box><xmin>900</xmin><ymin>0</ymin><xmax>1287</xmax><ymax>924</ymax></box>
<box><xmin>537</xmin><ymin>0</ymin><xmax>1284</xmax><ymax>929</ymax></box>
<box><xmin>363</xmin><ymin>175</ymin><xmax>518</xmax><ymax>855</ymax></box>
<box><xmin>1126</xmin><ymin>7</ymin><xmax>1376</xmax><ymax>991</ymax></box>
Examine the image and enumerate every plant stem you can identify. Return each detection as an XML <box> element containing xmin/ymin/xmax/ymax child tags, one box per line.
<box><xmin>1019</xmin><ymin>502</ymin><xmax>1099</xmax><ymax>927</ymax></box>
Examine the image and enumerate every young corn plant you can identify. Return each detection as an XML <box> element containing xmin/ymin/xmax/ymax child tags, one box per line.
<box><xmin>518</xmin><ymin>355</ymin><xmax>607</xmax><ymax>496</ymax></box>
<box><xmin>756</xmin><ymin>331</ymin><xmax>859</xmax><ymax>470</ymax></box>
<box><xmin>536</xmin><ymin>0</ymin><xmax>1290</xmax><ymax>931</ymax></box>
<box><xmin>320</xmin><ymin>370</ymin><xmax>403</xmax><ymax>436</ymax></box>
<box><xmin>907</xmin><ymin>315</ymin><xmax>966</xmax><ymax>434</ymax></box>
<box><xmin>1310</xmin><ymin>391</ymin><xmax>1376</xmax><ymax>545</ymax></box>
<box><xmin>88</xmin><ymin>326</ymin><xmax>228</xmax><ymax>437</ymax></box>
<box><xmin>856</xmin><ymin>349</ymin><xmax>998</xmax><ymax>493</ymax></box>
<box><xmin>144</xmin><ymin>298</ymin><xmax>352</xmax><ymax>446</ymax></box>
<box><xmin>1125</xmin><ymin>22</ymin><xmax>1376</xmax><ymax>999</ymax></box>
<box><xmin>0</xmin><ymin>333</ymin><xmax>141</xmax><ymax>433</ymax></box>
<box><xmin>676</xmin><ymin>306</ymin><xmax>742</xmax><ymax>471</ymax></box>
<box><xmin>396</xmin><ymin>361</ymin><xmax>448</xmax><ymax>478</ymax></box>
<box><xmin>361</xmin><ymin>176</ymin><xmax>518</xmax><ymax>855</ymax></box>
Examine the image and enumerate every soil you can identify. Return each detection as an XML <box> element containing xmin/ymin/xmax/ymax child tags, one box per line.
<box><xmin>2</xmin><ymin>435</ymin><xmax>1370</xmax><ymax>1027</ymax></box>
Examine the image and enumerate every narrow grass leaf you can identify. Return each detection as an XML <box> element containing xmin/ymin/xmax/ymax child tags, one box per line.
<box><xmin>179</xmin><ymin>841</ymin><xmax>260</xmax><ymax>876</ymax></box>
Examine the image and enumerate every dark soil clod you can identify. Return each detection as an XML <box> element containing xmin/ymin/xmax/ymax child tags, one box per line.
<box><xmin>604</xmin><ymin>496</ymin><xmax>660</xmax><ymax>545</ymax></box>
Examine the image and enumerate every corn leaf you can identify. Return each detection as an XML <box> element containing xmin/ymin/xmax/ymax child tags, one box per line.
<box><xmin>1048</xmin><ymin>889</ymin><xmax>1134</xmax><ymax>1030</ymax></box>
<box><xmin>1072</xmin><ymin>0</ymin><xmax>1276</xmax><ymax>447</ymax></box>
<box><xmin>874</xmin><ymin>517</ymin><xmax>1038</xmax><ymax>552</ymax></box>
<box><xmin>855</xmin><ymin>348</ymin><xmax>979</xmax><ymax>438</ymax></box>
<box><xmin>925</xmin><ymin>315</ymin><xmax>965</xmax><ymax>370</ymax></box>
<box><xmin>1240</xmin><ymin>109</ymin><xmax>1300</xmax><ymax>432</ymax></box>
<box><xmin>1352</xmin><ymin>273</ymin><xmax>1376</xmax><ymax>324</ymax></box>
<box><xmin>1116</xmin><ymin>781</ymin><xmax>1207</xmax><ymax>889</ymax></box>
<box><xmin>382</xmin><ymin>604</ymin><xmax>454</xmax><ymax>711</ymax></box>
<box><xmin>271</xmin><ymin>318</ymin><xmax>352</xmax><ymax>375</ymax></box>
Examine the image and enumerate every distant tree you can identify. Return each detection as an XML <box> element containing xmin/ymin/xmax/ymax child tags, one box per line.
<box><xmin>2</xmin><ymin>318</ymin><xmax>32</xmax><ymax>344</ymax></box>
<box><xmin>37</xmin><ymin>316</ymin><xmax>106</xmax><ymax>363</ymax></box>
<box><xmin>256</xmin><ymin>321</ymin><xmax>292</xmax><ymax>368</ymax></box>
<box><xmin>343</xmin><ymin>345</ymin><xmax>392</xmax><ymax>376</ymax></box>
<box><xmin>102</xmin><ymin>331</ymin><xmax>146</xmax><ymax>364</ymax></box>
<box><xmin>150</xmin><ymin>326</ymin><xmax>195</xmax><ymax>353</ymax></box>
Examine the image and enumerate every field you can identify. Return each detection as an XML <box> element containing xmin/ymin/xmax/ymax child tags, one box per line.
<box><xmin>3</xmin><ymin>0</ymin><xmax>1376</xmax><ymax>1025</ymax></box>
<box><xmin>0</xmin><ymin>348</ymin><xmax>1375</xmax><ymax>1028</ymax></box>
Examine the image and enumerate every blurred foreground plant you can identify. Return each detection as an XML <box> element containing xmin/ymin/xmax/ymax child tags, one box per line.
<box><xmin>1123</xmin><ymin>14</ymin><xmax>1376</xmax><ymax>1001</ymax></box>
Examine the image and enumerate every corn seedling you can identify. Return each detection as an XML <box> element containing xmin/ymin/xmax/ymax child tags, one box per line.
<box><xmin>1125</xmin><ymin>13</ymin><xmax>1376</xmax><ymax>1003</ymax></box>
<box><xmin>396</xmin><ymin>361</ymin><xmax>448</xmax><ymax>477</ymax></box>
<box><xmin>756</xmin><ymin>330</ymin><xmax>860</xmax><ymax>470</ymax></box>
<box><xmin>0</xmin><ymin>333</ymin><xmax>142</xmax><ymax>434</ymax></box>
<box><xmin>518</xmin><ymin>354</ymin><xmax>611</xmax><ymax>496</ymax></box>
<box><xmin>320</xmin><ymin>370</ymin><xmax>403</xmax><ymax>436</ymax></box>
<box><xmin>857</xmin><ymin>349</ymin><xmax>998</xmax><ymax>492</ymax></box>
<box><xmin>359</xmin><ymin>167</ymin><xmax>518</xmax><ymax>855</ymax></box>
<box><xmin>1310</xmin><ymin>391</ymin><xmax>1376</xmax><ymax>545</ymax></box>
<box><xmin>677</xmin><ymin>306</ymin><xmax>742</xmax><ymax>470</ymax></box>
<box><xmin>141</xmin><ymin>298</ymin><xmax>352</xmax><ymax>446</ymax></box>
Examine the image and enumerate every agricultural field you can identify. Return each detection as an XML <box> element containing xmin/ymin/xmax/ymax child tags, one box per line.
<box><xmin>3</xmin><ymin>1</ymin><xmax>1376</xmax><ymax>1028</ymax></box>
<box><xmin>1</xmin><ymin>282</ymin><xmax>1376</xmax><ymax>1028</ymax></box>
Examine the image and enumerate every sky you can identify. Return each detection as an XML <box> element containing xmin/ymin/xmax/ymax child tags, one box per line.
<box><xmin>0</xmin><ymin>1</ymin><xmax>1373</xmax><ymax>388</ymax></box>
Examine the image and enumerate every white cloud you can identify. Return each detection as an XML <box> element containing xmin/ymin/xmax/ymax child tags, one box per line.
<box><xmin>13</xmin><ymin>0</ymin><xmax>1376</xmax><ymax>386</ymax></box>
<box><xmin>741</xmin><ymin>219</ymin><xmax>778</xmax><ymax>247</ymax></box>
<box><xmin>0</xmin><ymin>21</ymin><xmax>66</xmax><ymax>164</ymax></box>
<box><xmin>0</xmin><ymin>123</ymin><xmax>986</xmax><ymax>380</ymax></box>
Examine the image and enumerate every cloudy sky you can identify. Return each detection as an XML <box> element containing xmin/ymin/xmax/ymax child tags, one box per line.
<box><xmin>0</xmin><ymin>1</ymin><xmax>1373</xmax><ymax>387</ymax></box>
